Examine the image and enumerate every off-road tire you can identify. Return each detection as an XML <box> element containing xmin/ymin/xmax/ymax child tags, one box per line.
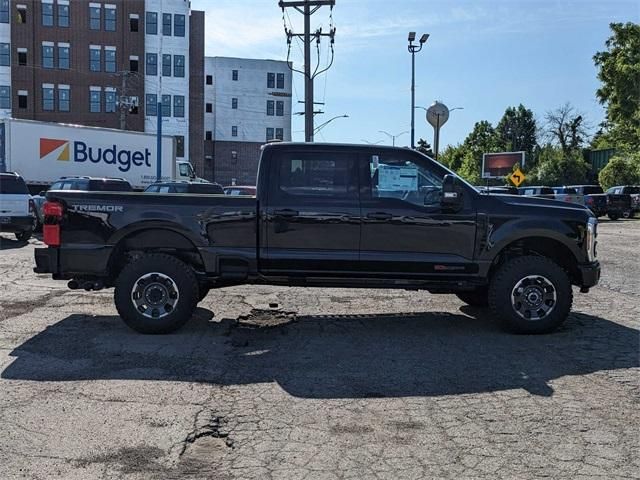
<box><xmin>456</xmin><ymin>287</ymin><xmax>489</xmax><ymax>307</ymax></box>
<box><xmin>608</xmin><ymin>212</ymin><xmax>620</xmax><ymax>221</ymax></box>
<box><xmin>114</xmin><ymin>253</ymin><xmax>198</xmax><ymax>334</ymax></box>
<box><xmin>15</xmin><ymin>229</ymin><xmax>32</xmax><ymax>242</ymax></box>
<box><xmin>488</xmin><ymin>255</ymin><xmax>572</xmax><ymax>334</ymax></box>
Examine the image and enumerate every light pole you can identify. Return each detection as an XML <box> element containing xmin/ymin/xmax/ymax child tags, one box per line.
<box><xmin>313</xmin><ymin>114</ymin><xmax>348</xmax><ymax>135</ymax></box>
<box><xmin>408</xmin><ymin>32</ymin><xmax>429</xmax><ymax>150</ymax></box>
<box><xmin>379</xmin><ymin>130</ymin><xmax>409</xmax><ymax>147</ymax></box>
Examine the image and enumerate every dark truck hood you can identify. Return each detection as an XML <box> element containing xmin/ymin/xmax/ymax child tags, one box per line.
<box><xmin>488</xmin><ymin>194</ymin><xmax>592</xmax><ymax>218</ymax></box>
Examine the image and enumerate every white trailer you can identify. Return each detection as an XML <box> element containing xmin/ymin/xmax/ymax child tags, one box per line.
<box><xmin>0</xmin><ymin>118</ymin><xmax>199</xmax><ymax>189</ymax></box>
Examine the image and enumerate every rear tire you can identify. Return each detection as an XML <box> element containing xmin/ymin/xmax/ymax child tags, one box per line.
<box><xmin>608</xmin><ymin>212</ymin><xmax>620</xmax><ymax>220</ymax></box>
<box><xmin>456</xmin><ymin>287</ymin><xmax>489</xmax><ymax>307</ymax></box>
<box><xmin>114</xmin><ymin>253</ymin><xmax>198</xmax><ymax>334</ymax></box>
<box><xmin>15</xmin><ymin>229</ymin><xmax>32</xmax><ymax>242</ymax></box>
<box><xmin>488</xmin><ymin>256</ymin><xmax>572</xmax><ymax>334</ymax></box>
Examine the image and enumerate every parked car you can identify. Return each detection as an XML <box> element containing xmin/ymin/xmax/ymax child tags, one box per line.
<box><xmin>224</xmin><ymin>185</ymin><xmax>257</xmax><ymax>196</ymax></box>
<box><xmin>476</xmin><ymin>186</ymin><xmax>519</xmax><ymax>195</ymax></box>
<box><xmin>35</xmin><ymin>142</ymin><xmax>600</xmax><ymax>335</ymax></box>
<box><xmin>519</xmin><ymin>186</ymin><xmax>584</xmax><ymax>206</ymax></box>
<box><xmin>566</xmin><ymin>185</ymin><xmax>607</xmax><ymax>218</ymax></box>
<box><xmin>606</xmin><ymin>185</ymin><xmax>640</xmax><ymax>219</ymax></box>
<box><xmin>0</xmin><ymin>172</ymin><xmax>36</xmax><ymax>241</ymax></box>
<box><xmin>144</xmin><ymin>181</ymin><xmax>224</xmax><ymax>195</ymax></box>
<box><xmin>551</xmin><ymin>187</ymin><xmax>585</xmax><ymax>206</ymax></box>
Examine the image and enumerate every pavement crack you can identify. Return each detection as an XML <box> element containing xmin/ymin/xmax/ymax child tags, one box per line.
<box><xmin>180</xmin><ymin>409</ymin><xmax>234</xmax><ymax>455</ymax></box>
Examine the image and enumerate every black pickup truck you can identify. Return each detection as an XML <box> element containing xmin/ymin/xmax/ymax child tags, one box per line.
<box><xmin>34</xmin><ymin>143</ymin><xmax>600</xmax><ymax>335</ymax></box>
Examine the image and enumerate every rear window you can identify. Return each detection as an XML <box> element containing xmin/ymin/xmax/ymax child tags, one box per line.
<box><xmin>540</xmin><ymin>188</ymin><xmax>555</xmax><ymax>195</ymax></box>
<box><xmin>582</xmin><ymin>186</ymin><xmax>603</xmax><ymax>195</ymax></box>
<box><xmin>0</xmin><ymin>176</ymin><xmax>28</xmax><ymax>194</ymax></box>
<box><xmin>89</xmin><ymin>180</ymin><xmax>132</xmax><ymax>192</ymax></box>
<box><xmin>625</xmin><ymin>186</ymin><xmax>640</xmax><ymax>194</ymax></box>
<box><xmin>191</xmin><ymin>183</ymin><xmax>224</xmax><ymax>194</ymax></box>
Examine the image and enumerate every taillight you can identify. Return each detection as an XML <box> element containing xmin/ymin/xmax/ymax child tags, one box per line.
<box><xmin>29</xmin><ymin>199</ymin><xmax>35</xmax><ymax>214</ymax></box>
<box><xmin>43</xmin><ymin>201</ymin><xmax>64</xmax><ymax>247</ymax></box>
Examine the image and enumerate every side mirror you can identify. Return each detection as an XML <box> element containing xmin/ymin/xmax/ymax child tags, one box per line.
<box><xmin>442</xmin><ymin>174</ymin><xmax>463</xmax><ymax>209</ymax></box>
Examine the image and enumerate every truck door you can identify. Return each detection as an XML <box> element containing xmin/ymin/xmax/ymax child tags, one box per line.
<box><xmin>262</xmin><ymin>149</ymin><xmax>360</xmax><ymax>275</ymax></box>
<box><xmin>359</xmin><ymin>150</ymin><xmax>477</xmax><ymax>276</ymax></box>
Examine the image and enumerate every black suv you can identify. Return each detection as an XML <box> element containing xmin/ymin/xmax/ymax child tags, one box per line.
<box><xmin>144</xmin><ymin>181</ymin><xmax>224</xmax><ymax>195</ymax></box>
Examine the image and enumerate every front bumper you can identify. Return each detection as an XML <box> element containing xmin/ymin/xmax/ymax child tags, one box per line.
<box><xmin>578</xmin><ymin>261</ymin><xmax>601</xmax><ymax>288</ymax></box>
<box><xmin>0</xmin><ymin>215</ymin><xmax>33</xmax><ymax>233</ymax></box>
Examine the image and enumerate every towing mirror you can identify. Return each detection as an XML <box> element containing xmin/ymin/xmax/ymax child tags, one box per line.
<box><xmin>442</xmin><ymin>174</ymin><xmax>463</xmax><ymax>209</ymax></box>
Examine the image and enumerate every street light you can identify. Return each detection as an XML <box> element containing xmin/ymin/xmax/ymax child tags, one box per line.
<box><xmin>408</xmin><ymin>31</ymin><xmax>429</xmax><ymax>150</ymax></box>
<box><xmin>379</xmin><ymin>130</ymin><xmax>409</xmax><ymax>147</ymax></box>
<box><xmin>313</xmin><ymin>114</ymin><xmax>349</xmax><ymax>134</ymax></box>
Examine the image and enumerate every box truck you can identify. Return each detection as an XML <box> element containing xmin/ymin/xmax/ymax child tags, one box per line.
<box><xmin>0</xmin><ymin>118</ymin><xmax>201</xmax><ymax>190</ymax></box>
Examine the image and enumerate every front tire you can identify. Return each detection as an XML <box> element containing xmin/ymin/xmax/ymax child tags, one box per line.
<box><xmin>456</xmin><ymin>287</ymin><xmax>489</xmax><ymax>307</ymax></box>
<box><xmin>114</xmin><ymin>253</ymin><xmax>198</xmax><ymax>334</ymax></box>
<box><xmin>488</xmin><ymin>256</ymin><xmax>572</xmax><ymax>334</ymax></box>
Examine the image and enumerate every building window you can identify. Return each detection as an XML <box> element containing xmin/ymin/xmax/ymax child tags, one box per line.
<box><xmin>146</xmin><ymin>12</ymin><xmax>157</xmax><ymax>34</ymax></box>
<box><xmin>276</xmin><ymin>128</ymin><xmax>284</xmax><ymax>140</ymax></box>
<box><xmin>232</xmin><ymin>126</ymin><xmax>238</xmax><ymax>137</ymax></box>
<box><xmin>175</xmin><ymin>135</ymin><xmax>184</xmax><ymax>158</ymax></box>
<box><xmin>267</xmin><ymin>72</ymin><xmax>275</xmax><ymax>89</ymax></box>
<box><xmin>232</xmin><ymin>69</ymin><xmax>238</xmax><ymax>81</ymax></box>
<box><xmin>17</xmin><ymin>49</ymin><xmax>27</xmax><ymax>66</ymax></box>
<box><xmin>90</xmin><ymin>89</ymin><xmax>101</xmax><ymax>112</ymax></box>
<box><xmin>105</xmin><ymin>48</ymin><xmax>116</xmax><ymax>73</ymax></box>
<box><xmin>41</xmin><ymin>1</ymin><xmax>53</xmax><ymax>26</ymax></box>
<box><xmin>89</xmin><ymin>46</ymin><xmax>101</xmax><ymax>72</ymax></box>
<box><xmin>18</xmin><ymin>91</ymin><xmax>28</xmax><ymax>109</ymax></box>
<box><xmin>266</xmin><ymin>128</ymin><xmax>274</xmax><ymax>142</ymax></box>
<box><xmin>173</xmin><ymin>95</ymin><xmax>184</xmax><ymax>117</ymax></box>
<box><xmin>162</xmin><ymin>54</ymin><xmax>171</xmax><ymax>76</ymax></box>
<box><xmin>205</xmin><ymin>130</ymin><xmax>212</xmax><ymax>141</ymax></box>
<box><xmin>266</xmin><ymin>100</ymin><xmax>274</xmax><ymax>116</ymax></box>
<box><xmin>42</xmin><ymin>44</ymin><xmax>54</xmax><ymax>69</ymax></box>
<box><xmin>89</xmin><ymin>4</ymin><xmax>101</xmax><ymax>30</ymax></box>
<box><xmin>146</xmin><ymin>53</ymin><xmax>157</xmax><ymax>76</ymax></box>
<box><xmin>206</xmin><ymin>75</ymin><xmax>212</xmax><ymax>85</ymax></box>
<box><xmin>16</xmin><ymin>5</ymin><xmax>27</xmax><ymax>24</ymax></box>
<box><xmin>161</xmin><ymin>94</ymin><xmax>171</xmax><ymax>116</ymax></box>
<box><xmin>42</xmin><ymin>85</ymin><xmax>54</xmax><ymax>111</ymax></box>
<box><xmin>0</xmin><ymin>0</ymin><xmax>8</xmax><ymax>24</ymax></box>
<box><xmin>174</xmin><ymin>14</ymin><xmax>185</xmax><ymax>37</ymax></box>
<box><xmin>105</xmin><ymin>89</ymin><xmax>116</xmax><ymax>112</ymax></box>
<box><xmin>0</xmin><ymin>43</ymin><xmax>10</xmax><ymax>66</ymax></box>
<box><xmin>129</xmin><ymin>56</ymin><xmax>138</xmax><ymax>72</ymax></box>
<box><xmin>129</xmin><ymin>96</ymin><xmax>138</xmax><ymax>114</ymax></box>
<box><xmin>205</xmin><ymin>103</ymin><xmax>212</xmax><ymax>113</ymax></box>
<box><xmin>129</xmin><ymin>14</ymin><xmax>139</xmax><ymax>32</ymax></box>
<box><xmin>277</xmin><ymin>73</ymin><xmax>285</xmax><ymax>89</ymax></box>
<box><xmin>0</xmin><ymin>86</ymin><xmax>10</xmax><ymax>109</ymax></box>
<box><xmin>232</xmin><ymin>98</ymin><xmax>238</xmax><ymax>109</ymax></box>
<box><xmin>58</xmin><ymin>2</ymin><xmax>69</xmax><ymax>27</ymax></box>
<box><xmin>104</xmin><ymin>5</ymin><xmax>116</xmax><ymax>31</ymax></box>
<box><xmin>276</xmin><ymin>101</ymin><xmax>284</xmax><ymax>117</ymax></box>
<box><xmin>58</xmin><ymin>45</ymin><xmax>69</xmax><ymax>69</ymax></box>
<box><xmin>173</xmin><ymin>55</ymin><xmax>185</xmax><ymax>77</ymax></box>
<box><xmin>162</xmin><ymin>13</ymin><xmax>171</xmax><ymax>35</ymax></box>
<box><xmin>58</xmin><ymin>86</ymin><xmax>70</xmax><ymax>111</ymax></box>
<box><xmin>146</xmin><ymin>94</ymin><xmax>157</xmax><ymax>116</ymax></box>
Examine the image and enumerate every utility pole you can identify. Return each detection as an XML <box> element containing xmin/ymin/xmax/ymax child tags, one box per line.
<box><xmin>279</xmin><ymin>0</ymin><xmax>336</xmax><ymax>143</ymax></box>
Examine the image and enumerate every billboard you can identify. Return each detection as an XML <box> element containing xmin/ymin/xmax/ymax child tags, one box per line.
<box><xmin>482</xmin><ymin>151</ymin><xmax>525</xmax><ymax>179</ymax></box>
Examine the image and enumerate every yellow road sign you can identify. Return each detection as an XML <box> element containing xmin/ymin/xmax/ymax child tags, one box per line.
<box><xmin>510</xmin><ymin>168</ymin><xmax>525</xmax><ymax>187</ymax></box>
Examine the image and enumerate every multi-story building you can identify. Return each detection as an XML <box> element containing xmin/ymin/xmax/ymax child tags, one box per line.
<box><xmin>1</xmin><ymin>0</ymin><xmax>204</xmax><ymax>176</ymax></box>
<box><xmin>204</xmin><ymin>57</ymin><xmax>292</xmax><ymax>185</ymax></box>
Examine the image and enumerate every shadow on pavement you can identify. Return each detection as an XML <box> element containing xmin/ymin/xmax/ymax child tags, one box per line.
<box><xmin>0</xmin><ymin>236</ymin><xmax>29</xmax><ymax>250</ymax></box>
<box><xmin>2</xmin><ymin>307</ymin><xmax>638</xmax><ymax>399</ymax></box>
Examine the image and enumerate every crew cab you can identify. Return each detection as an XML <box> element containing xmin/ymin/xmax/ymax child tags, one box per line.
<box><xmin>34</xmin><ymin>143</ymin><xmax>600</xmax><ymax>335</ymax></box>
<box><xmin>606</xmin><ymin>185</ymin><xmax>640</xmax><ymax>219</ymax></box>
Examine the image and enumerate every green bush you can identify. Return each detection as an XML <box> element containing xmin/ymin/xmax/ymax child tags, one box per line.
<box><xmin>598</xmin><ymin>152</ymin><xmax>640</xmax><ymax>189</ymax></box>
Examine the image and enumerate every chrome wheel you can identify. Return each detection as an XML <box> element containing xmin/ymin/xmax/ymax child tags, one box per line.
<box><xmin>511</xmin><ymin>275</ymin><xmax>557</xmax><ymax>321</ymax></box>
<box><xmin>130</xmin><ymin>272</ymin><xmax>179</xmax><ymax>319</ymax></box>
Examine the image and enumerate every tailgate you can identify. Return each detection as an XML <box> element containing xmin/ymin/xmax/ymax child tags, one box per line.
<box><xmin>0</xmin><ymin>194</ymin><xmax>29</xmax><ymax>216</ymax></box>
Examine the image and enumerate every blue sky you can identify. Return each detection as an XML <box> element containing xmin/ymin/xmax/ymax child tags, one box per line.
<box><xmin>192</xmin><ymin>0</ymin><xmax>638</xmax><ymax>148</ymax></box>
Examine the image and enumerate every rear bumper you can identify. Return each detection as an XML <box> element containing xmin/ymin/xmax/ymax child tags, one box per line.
<box><xmin>0</xmin><ymin>215</ymin><xmax>33</xmax><ymax>233</ymax></box>
<box><xmin>578</xmin><ymin>261</ymin><xmax>600</xmax><ymax>288</ymax></box>
<box><xmin>34</xmin><ymin>245</ymin><xmax>112</xmax><ymax>278</ymax></box>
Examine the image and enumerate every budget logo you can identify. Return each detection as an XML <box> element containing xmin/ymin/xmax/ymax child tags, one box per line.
<box><xmin>40</xmin><ymin>138</ymin><xmax>70</xmax><ymax>161</ymax></box>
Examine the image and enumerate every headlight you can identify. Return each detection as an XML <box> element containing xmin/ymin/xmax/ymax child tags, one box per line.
<box><xmin>586</xmin><ymin>217</ymin><xmax>597</xmax><ymax>262</ymax></box>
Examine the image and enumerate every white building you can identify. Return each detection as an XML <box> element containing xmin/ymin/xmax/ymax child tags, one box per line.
<box><xmin>144</xmin><ymin>0</ymin><xmax>190</xmax><ymax>161</ymax></box>
<box><xmin>204</xmin><ymin>57</ymin><xmax>292</xmax><ymax>185</ymax></box>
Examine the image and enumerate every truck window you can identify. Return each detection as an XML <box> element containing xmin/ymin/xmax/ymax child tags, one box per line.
<box><xmin>277</xmin><ymin>153</ymin><xmax>358</xmax><ymax>198</ymax></box>
<box><xmin>582</xmin><ymin>186</ymin><xmax>603</xmax><ymax>195</ymax></box>
<box><xmin>0</xmin><ymin>176</ymin><xmax>28</xmax><ymax>194</ymax></box>
<box><xmin>367</xmin><ymin>153</ymin><xmax>443</xmax><ymax>207</ymax></box>
<box><xmin>145</xmin><ymin>185</ymin><xmax>161</xmax><ymax>193</ymax></box>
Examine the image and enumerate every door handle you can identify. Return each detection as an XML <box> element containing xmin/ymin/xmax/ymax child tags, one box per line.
<box><xmin>367</xmin><ymin>212</ymin><xmax>392</xmax><ymax>221</ymax></box>
<box><xmin>274</xmin><ymin>209</ymin><xmax>299</xmax><ymax>218</ymax></box>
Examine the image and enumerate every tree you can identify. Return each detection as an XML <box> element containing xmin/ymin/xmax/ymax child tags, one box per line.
<box><xmin>598</xmin><ymin>151</ymin><xmax>640</xmax><ymax>189</ymax></box>
<box><xmin>545</xmin><ymin>103</ymin><xmax>590</xmax><ymax>154</ymax></box>
<box><xmin>458</xmin><ymin>151</ymin><xmax>482</xmax><ymax>184</ymax></box>
<box><xmin>439</xmin><ymin>144</ymin><xmax>466</xmax><ymax>171</ymax></box>
<box><xmin>533</xmin><ymin>145</ymin><xmax>589</xmax><ymax>186</ymax></box>
<box><xmin>495</xmin><ymin>104</ymin><xmax>538</xmax><ymax>165</ymax></box>
<box><xmin>457</xmin><ymin>120</ymin><xmax>501</xmax><ymax>182</ymax></box>
<box><xmin>416</xmin><ymin>138</ymin><xmax>434</xmax><ymax>157</ymax></box>
<box><xmin>593</xmin><ymin>22</ymin><xmax>640</xmax><ymax>150</ymax></box>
